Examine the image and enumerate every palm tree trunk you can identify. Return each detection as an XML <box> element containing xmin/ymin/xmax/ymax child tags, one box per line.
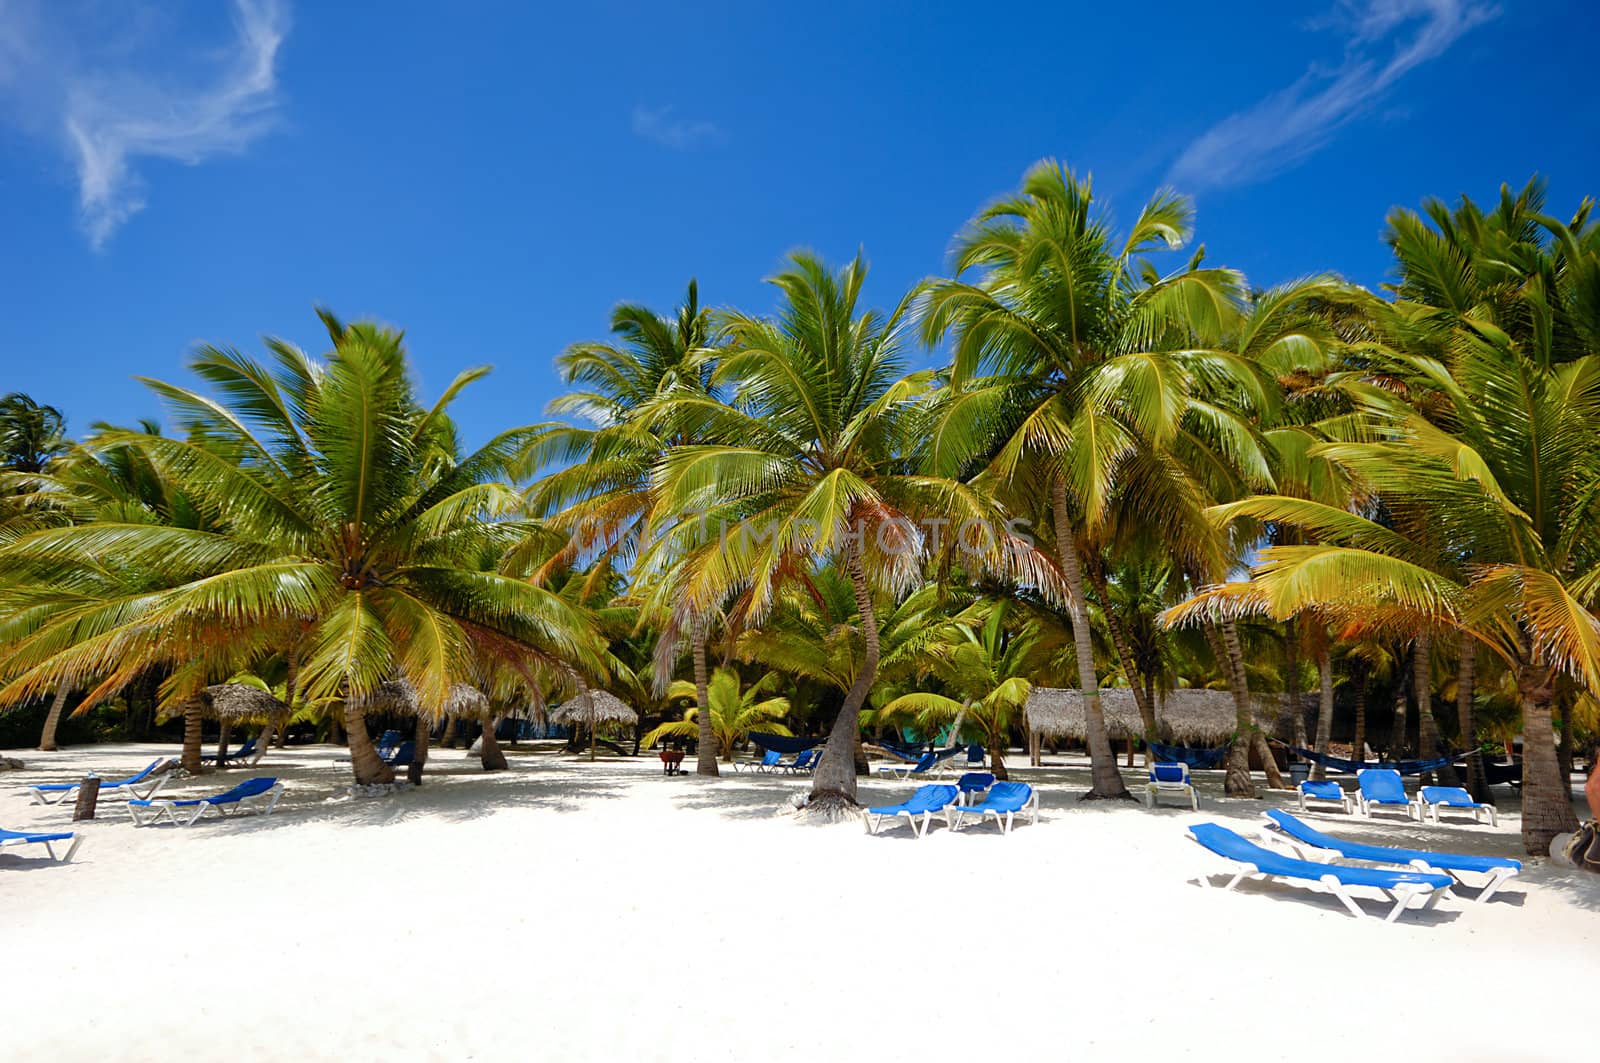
<box><xmin>1029</xmin><ymin>728</ymin><xmax>1041</xmax><ymax>767</ymax></box>
<box><xmin>1310</xmin><ymin>647</ymin><xmax>1334</xmax><ymax>782</ymax></box>
<box><xmin>809</xmin><ymin>538</ymin><xmax>879</xmax><ymax>812</ymax></box>
<box><xmin>1412</xmin><ymin>633</ymin><xmax>1452</xmax><ymax>785</ymax></box>
<box><xmin>441</xmin><ymin>715</ymin><xmax>458</xmax><ymax>748</ymax></box>
<box><xmin>1087</xmin><ymin>565</ymin><xmax>1157</xmax><ymax>752</ymax></box>
<box><xmin>181</xmin><ymin>699</ymin><xmax>204</xmax><ymax>774</ymax></box>
<box><xmin>1388</xmin><ymin>651</ymin><xmax>1410</xmax><ymax>754</ymax></box>
<box><xmin>989</xmin><ymin>729</ymin><xmax>1008</xmax><ymax>781</ymax></box>
<box><xmin>1285</xmin><ymin>617</ymin><xmax>1307</xmax><ymax>748</ymax></box>
<box><xmin>1211</xmin><ymin>620</ymin><xmax>1256</xmax><ymax>798</ymax></box>
<box><xmin>1457</xmin><ymin>640</ymin><xmax>1487</xmax><ymax>801</ymax></box>
<box><xmin>407</xmin><ymin>712</ymin><xmax>430</xmax><ymax>785</ymax></box>
<box><xmin>343</xmin><ymin>701</ymin><xmax>394</xmax><ymax>784</ymax></box>
<box><xmin>692</xmin><ymin>619</ymin><xmax>719</xmax><ymax>777</ymax></box>
<box><xmin>1052</xmin><ymin>480</ymin><xmax>1127</xmax><ymax>800</ymax></box>
<box><xmin>1352</xmin><ymin>676</ymin><xmax>1368</xmax><ymax>767</ymax></box>
<box><xmin>216</xmin><ymin>720</ymin><xmax>232</xmax><ymax>766</ymax></box>
<box><xmin>1516</xmin><ymin>661</ymin><xmax>1579</xmax><ymax>854</ymax></box>
<box><xmin>328</xmin><ymin>713</ymin><xmax>344</xmax><ymax>746</ymax></box>
<box><xmin>481</xmin><ymin>713</ymin><xmax>509</xmax><ymax>770</ymax></box>
<box><xmin>37</xmin><ymin>682</ymin><xmax>73</xmax><ymax>752</ymax></box>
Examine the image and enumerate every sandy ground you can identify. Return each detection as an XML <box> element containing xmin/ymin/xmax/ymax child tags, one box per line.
<box><xmin>3</xmin><ymin>742</ymin><xmax>1598</xmax><ymax>1063</ymax></box>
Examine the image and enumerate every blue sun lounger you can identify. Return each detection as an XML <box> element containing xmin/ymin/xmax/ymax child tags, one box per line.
<box><xmin>955</xmin><ymin>772</ymin><xmax>994</xmax><ymax>804</ymax></box>
<box><xmin>736</xmin><ymin>749</ymin><xmax>783</xmax><ymax>773</ymax></box>
<box><xmin>0</xmin><ymin>826</ymin><xmax>83</xmax><ymax>863</ymax></box>
<box><xmin>1259</xmin><ymin>809</ymin><xmax>1521</xmax><ymax>903</ymax></box>
<box><xmin>1145</xmin><ymin>762</ymin><xmax>1198</xmax><ymax>810</ymax></box>
<box><xmin>1415</xmin><ymin>785</ymin><xmax>1498</xmax><ymax>826</ymax></box>
<box><xmin>126</xmin><ymin>776</ymin><xmax>284</xmax><ymax>827</ymax></box>
<box><xmin>26</xmin><ymin>758</ymin><xmax>173</xmax><ymax>805</ymax></box>
<box><xmin>1356</xmin><ymin>769</ymin><xmax>1415</xmax><ymax>819</ymax></box>
<box><xmin>778</xmin><ymin>748</ymin><xmax>821</xmax><ymax>774</ymax></box>
<box><xmin>948</xmin><ymin>781</ymin><xmax>1038</xmax><ymax>834</ymax></box>
<box><xmin>1187</xmin><ymin>822</ymin><xmax>1453</xmax><ymax>922</ymax></box>
<box><xmin>200</xmin><ymin>736</ymin><xmax>258</xmax><ymax>767</ymax></box>
<box><xmin>864</xmin><ymin>784</ymin><xmax>959</xmax><ymax>838</ymax></box>
<box><xmin>1298</xmin><ymin>779</ymin><xmax>1354</xmax><ymax>814</ymax></box>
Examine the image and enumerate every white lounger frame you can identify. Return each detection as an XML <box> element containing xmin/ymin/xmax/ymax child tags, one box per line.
<box><xmin>1297</xmin><ymin>784</ymin><xmax>1354</xmax><ymax>814</ymax></box>
<box><xmin>1145</xmin><ymin>765</ymin><xmax>1199</xmax><ymax>811</ymax></box>
<box><xmin>127</xmin><ymin>782</ymin><xmax>284</xmax><ymax>827</ymax></box>
<box><xmin>0</xmin><ymin>833</ymin><xmax>83</xmax><ymax>863</ymax></box>
<box><xmin>1189</xmin><ymin>834</ymin><xmax>1449</xmax><ymax>923</ymax></box>
<box><xmin>863</xmin><ymin>803</ymin><xmax>953</xmax><ymax>838</ymax></box>
<box><xmin>947</xmin><ymin>789</ymin><xmax>1039</xmax><ymax>835</ymax></box>
<box><xmin>1417</xmin><ymin>794</ymin><xmax>1498</xmax><ymax>827</ymax></box>
<box><xmin>1258</xmin><ymin>826</ymin><xmax>1518</xmax><ymax>904</ymax></box>
<box><xmin>28</xmin><ymin>766</ymin><xmax>173</xmax><ymax>806</ymax></box>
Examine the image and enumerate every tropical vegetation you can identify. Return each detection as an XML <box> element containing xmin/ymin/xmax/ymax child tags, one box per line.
<box><xmin>2</xmin><ymin>164</ymin><xmax>1595</xmax><ymax>852</ymax></box>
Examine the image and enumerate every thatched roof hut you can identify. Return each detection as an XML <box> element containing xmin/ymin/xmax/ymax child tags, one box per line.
<box><xmin>550</xmin><ymin>689</ymin><xmax>638</xmax><ymax>728</ymax></box>
<box><xmin>194</xmin><ymin>683</ymin><xmax>290</xmax><ymax>723</ymax></box>
<box><xmin>1024</xmin><ymin>687</ymin><xmax>1307</xmax><ymax>745</ymax></box>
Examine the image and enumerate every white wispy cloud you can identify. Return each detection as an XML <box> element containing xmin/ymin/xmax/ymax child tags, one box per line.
<box><xmin>0</xmin><ymin>0</ymin><xmax>291</xmax><ymax>249</ymax></box>
<box><xmin>1169</xmin><ymin>0</ymin><xmax>1497</xmax><ymax>189</ymax></box>
<box><xmin>631</xmin><ymin>105</ymin><xmax>722</xmax><ymax>150</ymax></box>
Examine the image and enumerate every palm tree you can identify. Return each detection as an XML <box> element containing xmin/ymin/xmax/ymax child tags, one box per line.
<box><xmin>523</xmin><ymin>281</ymin><xmax>724</xmax><ymax>775</ymax></box>
<box><xmin>876</xmin><ymin>600</ymin><xmax>1039</xmax><ymax>779</ymax></box>
<box><xmin>1174</xmin><ymin>185</ymin><xmax>1600</xmax><ymax>852</ymax></box>
<box><xmin>644</xmin><ymin>251</ymin><xmax>1045</xmax><ymax>814</ymax></box>
<box><xmin>0</xmin><ymin>394</ymin><xmax>68</xmax><ymax>474</ymax></box>
<box><xmin>919</xmin><ymin>159</ymin><xmax>1260</xmax><ymax>799</ymax></box>
<box><xmin>641</xmin><ymin>667</ymin><xmax>791</xmax><ymax>760</ymax></box>
<box><xmin>0</xmin><ymin>312</ymin><xmax>604</xmax><ymax>784</ymax></box>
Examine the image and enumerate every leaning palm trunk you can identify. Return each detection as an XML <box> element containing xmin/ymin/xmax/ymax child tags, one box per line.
<box><xmin>1389</xmin><ymin>650</ymin><xmax>1411</xmax><ymax>754</ymax></box>
<box><xmin>481</xmin><ymin>714</ymin><xmax>508</xmax><ymax>771</ymax></box>
<box><xmin>1352</xmin><ymin>677</ymin><xmax>1368</xmax><ymax>768</ymax></box>
<box><xmin>1088</xmin><ymin>566</ymin><xmax>1157</xmax><ymax>763</ymax></box>
<box><xmin>1412</xmin><ymin>634</ymin><xmax>1454</xmax><ymax>785</ymax></box>
<box><xmin>1212</xmin><ymin>621</ymin><xmax>1256</xmax><ymax>798</ymax></box>
<box><xmin>692</xmin><ymin>620</ymin><xmax>718</xmax><ymax>777</ymax></box>
<box><xmin>343</xmin><ymin>701</ymin><xmax>394</xmax><ymax>784</ymax></box>
<box><xmin>808</xmin><ymin>541</ymin><xmax>878</xmax><ymax>813</ymax></box>
<box><xmin>1052</xmin><ymin>482</ymin><xmax>1127</xmax><ymax>799</ymax></box>
<box><xmin>1457</xmin><ymin>641</ymin><xmax>1487</xmax><ymax>801</ymax></box>
<box><xmin>1310</xmin><ymin>648</ymin><xmax>1335</xmax><ymax>782</ymax></box>
<box><xmin>1285</xmin><ymin>618</ymin><xmax>1307</xmax><ymax>748</ymax></box>
<box><xmin>1517</xmin><ymin>662</ymin><xmax>1579</xmax><ymax>854</ymax></box>
<box><xmin>407</xmin><ymin>712</ymin><xmax>430</xmax><ymax>785</ymax></box>
<box><xmin>181</xmin><ymin>699</ymin><xmax>204</xmax><ymax>774</ymax></box>
<box><xmin>37</xmin><ymin>681</ymin><xmax>72</xmax><ymax>752</ymax></box>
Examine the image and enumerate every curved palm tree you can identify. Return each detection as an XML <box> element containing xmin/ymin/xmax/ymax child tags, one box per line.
<box><xmin>0</xmin><ymin>312</ymin><xmax>604</xmax><ymax>783</ymax></box>
<box><xmin>642</xmin><ymin>667</ymin><xmax>791</xmax><ymax>760</ymax></box>
<box><xmin>523</xmin><ymin>281</ymin><xmax>727</xmax><ymax>776</ymax></box>
<box><xmin>920</xmin><ymin>159</ymin><xmax>1258</xmax><ymax>798</ymax></box>
<box><xmin>644</xmin><ymin>251</ymin><xmax>1048</xmax><ymax>813</ymax></box>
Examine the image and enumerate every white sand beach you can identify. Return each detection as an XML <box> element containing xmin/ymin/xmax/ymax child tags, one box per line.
<box><xmin>4</xmin><ymin>745</ymin><xmax>1597</xmax><ymax>1063</ymax></box>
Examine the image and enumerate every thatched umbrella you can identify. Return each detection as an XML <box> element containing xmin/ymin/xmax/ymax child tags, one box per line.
<box><xmin>551</xmin><ymin>689</ymin><xmax>638</xmax><ymax>761</ymax></box>
<box><xmin>351</xmin><ymin>679</ymin><xmax>497</xmax><ymax>777</ymax></box>
<box><xmin>170</xmin><ymin>683</ymin><xmax>289</xmax><ymax>770</ymax></box>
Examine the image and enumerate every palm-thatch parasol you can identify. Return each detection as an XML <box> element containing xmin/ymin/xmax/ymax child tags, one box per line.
<box><xmin>196</xmin><ymin>682</ymin><xmax>290</xmax><ymax>723</ymax></box>
<box><xmin>551</xmin><ymin>689</ymin><xmax>638</xmax><ymax>760</ymax></box>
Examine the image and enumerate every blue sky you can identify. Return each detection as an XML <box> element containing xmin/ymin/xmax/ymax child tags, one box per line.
<box><xmin>1</xmin><ymin>0</ymin><xmax>1595</xmax><ymax>447</ymax></box>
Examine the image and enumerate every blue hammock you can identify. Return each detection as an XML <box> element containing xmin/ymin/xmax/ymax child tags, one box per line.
<box><xmin>1147</xmin><ymin>739</ymin><xmax>1230</xmax><ymax>770</ymax></box>
<box><xmin>1287</xmin><ymin>746</ymin><xmax>1460</xmax><ymax>776</ymax></box>
<box><xmin>747</xmin><ymin>732</ymin><xmax>825</xmax><ymax>754</ymax></box>
<box><xmin>872</xmin><ymin>737</ymin><xmax>928</xmax><ymax>761</ymax></box>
